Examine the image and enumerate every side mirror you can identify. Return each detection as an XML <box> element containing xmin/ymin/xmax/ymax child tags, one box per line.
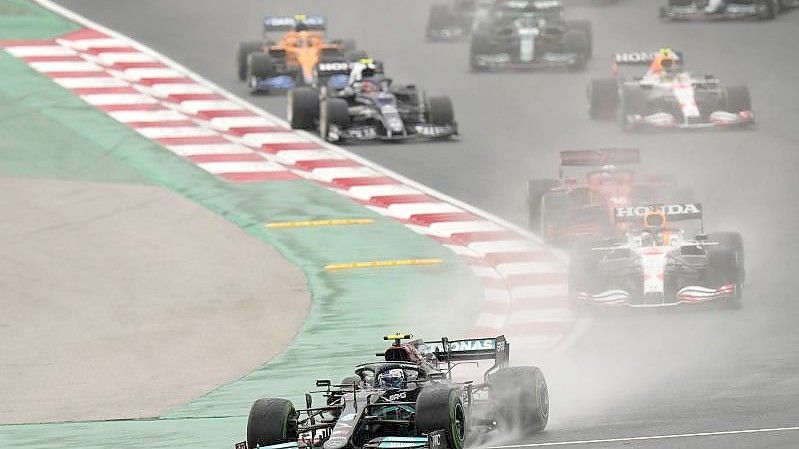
<box><xmin>315</xmin><ymin>379</ymin><xmax>331</xmax><ymax>387</ymax></box>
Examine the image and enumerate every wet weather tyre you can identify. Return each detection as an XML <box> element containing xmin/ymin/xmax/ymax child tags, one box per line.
<box><xmin>247</xmin><ymin>398</ymin><xmax>299</xmax><ymax>449</ymax></box>
<box><xmin>340</xmin><ymin>376</ymin><xmax>362</xmax><ymax>388</ymax></box>
<box><xmin>619</xmin><ymin>86</ymin><xmax>647</xmax><ymax>131</ymax></box>
<box><xmin>469</xmin><ymin>34</ymin><xmax>493</xmax><ymax>72</ymax></box>
<box><xmin>563</xmin><ymin>29</ymin><xmax>589</xmax><ymax>70</ymax></box>
<box><xmin>540</xmin><ymin>191</ymin><xmax>572</xmax><ymax>242</ymax></box>
<box><xmin>416</xmin><ymin>386</ymin><xmax>467</xmax><ymax>449</ymax></box>
<box><xmin>756</xmin><ymin>0</ymin><xmax>778</xmax><ymax>19</ymax></box>
<box><xmin>490</xmin><ymin>366</ymin><xmax>549</xmax><ymax>435</ymax></box>
<box><xmin>320</xmin><ymin>98</ymin><xmax>350</xmax><ymax>141</ymax></box>
<box><xmin>707</xmin><ymin>232</ymin><xmax>745</xmax><ymax>284</ymax></box>
<box><xmin>248</xmin><ymin>52</ymin><xmax>275</xmax><ymax>79</ymax></box>
<box><xmin>427</xmin><ymin>3</ymin><xmax>452</xmax><ymax>38</ymax></box>
<box><xmin>566</xmin><ymin>20</ymin><xmax>592</xmax><ymax>58</ymax></box>
<box><xmin>426</xmin><ymin>95</ymin><xmax>455</xmax><ymax>125</ymax></box>
<box><xmin>238</xmin><ymin>41</ymin><xmax>263</xmax><ymax>81</ymax></box>
<box><xmin>723</xmin><ymin>85</ymin><xmax>751</xmax><ymax>113</ymax></box>
<box><xmin>527</xmin><ymin>179</ymin><xmax>559</xmax><ymax>229</ymax></box>
<box><xmin>588</xmin><ymin>78</ymin><xmax>618</xmax><ymax>120</ymax></box>
<box><xmin>288</xmin><ymin>87</ymin><xmax>319</xmax><ymax>130</ymax></box>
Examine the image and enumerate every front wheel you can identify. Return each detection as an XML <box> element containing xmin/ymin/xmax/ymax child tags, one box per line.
<box><xmin>416</xmin><ymin>386</ymin><xmax>467</xmax><ymax>449</ymax></box>
<box><xmin>247</xmin><ymin>398</ymin><xmax>298</xmax><ymax>449</ymax></box>
<box><xmin>426</xmin><ymin>95</ymin><xmax>455</xmax><ymax>126</ymax></box>
<box><xmin>320</xmin><ymin>98</ymin><xmax>350</xmax><ymax>142</ymax></box>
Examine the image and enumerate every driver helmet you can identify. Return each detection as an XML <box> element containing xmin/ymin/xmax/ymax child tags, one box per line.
<box><xmin>650</xmin><ymin>48</ymin><xmax>680</xmax><ymax>75</ymax></box>
<box><xmin>377</xmin><ymin>368</ymin><xmax>406</xmax><ymax>390</ymax></box>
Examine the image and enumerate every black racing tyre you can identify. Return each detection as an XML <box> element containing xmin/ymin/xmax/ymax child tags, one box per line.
<box><xmin>320</xmin><ymin>98</ymin><xmax>350</xmax><ymax>141</ymax></box>
<box><xmin>346</xmin><ymin>50</ymin><xmax>369</xmax><ymax>63</ymax></box>
<box><xmin>427</xmin><ymin>3</ymin><xmax>452</xmax><ymax>35</ymax></box>
<box><xmin>540</xmin><ymin>191</ymin><xmax>572</xmax><ymax>242</ymax></box>
<box><xmin>588</xmin><ymin>78</ymin><xmax>618</xmax><ymax>121</ymax></box>
<box><xmin>247</xmin><ymin>398</ymin><xmax>299</xmax><ymax>449</ymax></box>
<box><xmin>756</xmin><ymin>0</ymin><xmax>778</xmax><ymax>19</ymax></box>
<box><xmin>565</xmin><ymin>20</ymin><xmax>592</xmax><ymax>58</ymax></box>
<box><xmin>527</xmin><ymin>179</ymin><xmax>559</xmax><ymax>229</ymax></box>
<box><xmin>489</xmin><ymin>366</ymin><xmax>549</xmax><ymax>435</ymax></box>
<box><xmin>706</xmin><ymin>247</ymin><xmax>739</xmax><ymax>288</ymax></box>
<box><xmin>469</xmin><ymin>34</ymin><xmax>493</xmax><ymax>72</ymax></box>
<box><xmin>288</xmin><ymin>87</ymin><xmax>319</xmax><ymax>130</ymax></box>
<box><xmin>248</xmin><ymin>52</ymin><xmax>275</xmax><ymax>79</ymax></box>
<box><xmin>426</xmin><ymin>95</ymin><xmax>455</xmax><ymax>125</ymax></box>
<box><xmin>563</xmin><ymin>29</ymin><xmax>590</xmax><ymax>70</ymax></box>
<box><xmin>668</xmin><ymin>0</ymin><xmax>693</xmax><ymax>5</ymax></box>
<box><xmin>238</xmin><ymin>40</ymin><xmax>263</xmax><ymax>81</ymax></box>
<box><xmin>707</xmin><ymin>232</ymin><xmax>745</xmax><ymax>284</ymax></box>
<box><xmin>723</xmin><ymin>85</ymin><xmax>752</xmax><ymax>113</ymax></box>
<box><xmin>619</xmin><ymin>86</ymin><xmax>647</xmax><ymax>131</ymax></box>
<box><xmin>415</xmin><ymin>386</ymin><xmax>467</xmax><ymax>449</ymax></box>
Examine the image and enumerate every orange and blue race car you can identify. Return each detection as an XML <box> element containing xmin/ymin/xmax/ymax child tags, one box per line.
<box><xmin>236</xmin><ymin>15</ymin><xmax>364</xmax><ymax>94</ymax></box>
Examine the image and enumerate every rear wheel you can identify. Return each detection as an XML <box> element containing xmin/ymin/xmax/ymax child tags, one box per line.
<box><xmin>416</xmin><ymin>386</ymin><xmax>467</xmax><ymax>449</ymax></box>
<box><xmin>563</xmin><ymin>29</ymin><xmax>590</xmax><ymax>70</ymax></box>
<box><xmin>427</xmin><ymin>3</ymin><xmax>453</xmax><ymax>37</ymax></box>
<box><xmin>287</xmin><ymin>87</ymin><xmax>319</xmax><ymax>130</ymax></box>
<box><xmin>469</xmin><ymin>34</ymin><xmax>493</xmax><ymax>72</ymax></box>
<box><xmin>756</xmin><ymin>0</ymin><xmax>778</xmax><ymax>19</ymax></box>
<box><xmin>540</xmin><ymin>191</ymin><xmax>572</xmax><ymax>243</ymax></box>
<box><xmin>490</xmin><ymin>367</ymin><xmax>549</xmax><ymax>436</ymax></box>
<box><xmin>248</xmin><ymin>52</ymin><xmax>275</xmax><ymax>80</ymax></box>
<box><xmin>565</xmin><ymin>20</ymin><xmax>592</xmax><ymax>58</ymax></box>
<box><xmin>588</xmin><ymin>78</ymin><xmax>618</xmax><ymax>120</ymax></box>
<box><xmin>237</xmin><ymin>41</ymin><xmax>263</xmax><ymax>81</ymax></box>
<box><xmin>247</xmin><ymin>398</ymin><xmax>298</xmax><ymax>449</ymax></box>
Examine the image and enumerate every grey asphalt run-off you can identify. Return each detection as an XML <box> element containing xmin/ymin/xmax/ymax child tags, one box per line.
<box><xmin>48</xmin><ymin>1</ymin><xmax>799</xmax><ymax>447</ymax></box>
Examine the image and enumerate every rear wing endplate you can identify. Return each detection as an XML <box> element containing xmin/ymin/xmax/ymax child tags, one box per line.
<box><xmin>560</xmin><ymin>148</ymin><xmax>640</xmax><ymax>167</ymax></box>
<box><xmin>263</xmin><ymin>15</ymin><xmax>326</xmax><ymax>32</ymax></box>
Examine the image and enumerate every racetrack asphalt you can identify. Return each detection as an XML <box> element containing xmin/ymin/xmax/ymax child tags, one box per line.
<box><xmin>49</xmin><ymin>0</ymin><xmax>799</xmax><ymax>447</ymax></box>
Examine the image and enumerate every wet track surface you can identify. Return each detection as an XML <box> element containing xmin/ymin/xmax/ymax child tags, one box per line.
<box><xmin>52</xmin><ymin>1</ymin><xmax>799</xmax><ymax>447</ymax></box>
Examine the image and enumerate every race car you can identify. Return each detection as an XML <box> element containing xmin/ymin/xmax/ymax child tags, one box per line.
<box><xmin>587</xmin><ymin>50</ymin><xmax>755</xmax><ymax>131</ymax></box>
<box><xmin>660</xmin><ymin>0</ymin><xmax>798</xmax><ymax>21</ymax></box>
<box><xmin>287</xmin><ymin>60</ymin><xmax>457</xmax><ymax>143</ymax></box>
<box><xmin>237</xmin><ymin>334</ymin><xmax>548</xmax><ymax>449</ymax></box>
<box><xmin>426</xmin><ymin>0</ymin><xmax>493</xmax><ymax>41</ymax></box>
<box><xmin>236</xmin><ymin>15</ymin><xmax>364</xmax><ymax>93</ymax></box>
<box><xmin>527</xmin><ymin>148</ymin><xmax>693</xmax><ymax>245</ymax></box>
<box><xmin>569</xmin><ymin>203</ymin><xmax>745</xmax><ymax>307</ymax></box>
<box><xmin>469</xmin><ymin>0</ymin><xmax>592</xmax><ymax>71</ymax></box>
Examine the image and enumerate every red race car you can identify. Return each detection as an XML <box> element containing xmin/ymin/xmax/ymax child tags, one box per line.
<box><xmin>527</xmin><ymin>148</ymin><xmax>693</xmax><ymax>245</ymax></box>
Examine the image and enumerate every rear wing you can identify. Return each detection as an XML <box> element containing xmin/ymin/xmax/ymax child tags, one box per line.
<box><xmin>419</xmin><ymin>336</ymin><xmax>509</xmax><ymax>381</ymax></box>
<box><xmin>614</xmin><ymin>202</ymin><xmax>703</xmax><ymax>224</ymax></box>
<box><xmin>316</xmin><ymin>60</ymin><xmax>385</xmax><ymax>77</ymax></box>
<box><xmin>263</xmin><ymin>14</ymin><xmax>326</xmax><ymax>32</ymax></box>
<box><xmin>560</xmin><ymin>148</ymin><xmax>640</xmax><ymax>167</ymax></box>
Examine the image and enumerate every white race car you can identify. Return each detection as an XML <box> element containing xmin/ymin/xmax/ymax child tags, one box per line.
<box><xmin>588</xmin><ymin>51</ymin><xmax>754</xmax><ymax>130</ymax></box>
<box><xmin>569</xmin><ymin>202</ymin><xmax>745</xmax><ymax>307</ymax></box>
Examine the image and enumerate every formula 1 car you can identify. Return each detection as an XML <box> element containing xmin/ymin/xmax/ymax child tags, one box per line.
<box><xmin>527</xmin><ymin>148</ymin><xmax>693</xmax><ymax>245</ymax></box>
<box><xmin>237</xmin><ymin>334</ymin><xmax>548</xmax><ymax>449</ymax></box>
<box><xmin>659</xmin><ymin>0</ymin><xmax>797</xmax><ymax>21</ymax></box>
<box><xmin>469</xmin><ymin>0</ymin><xmax>592</xmax><ymax>71</ymax></box>
<box><xmin>426</xmin><ymin>0</ymin><xmax>493</xmax><ymax>40</ymax></box>
<box><xmin>236</xmin><ymin>15</ymin><xmax>364</xmax><ymax>93</ymax></box>
<box><xmin>569</xmin><ymin>203</ymin><xmax>745</xmax><ymax>307</ymax></box>
<box><xmin>288</xmin><ymin>72</ymin><xmax>457</xmax><ymax>143</ymax></box>
<box><xmin>588</xmin><ymin>51</ymin><xmax>755</xmax><ymax>131</ymax></box>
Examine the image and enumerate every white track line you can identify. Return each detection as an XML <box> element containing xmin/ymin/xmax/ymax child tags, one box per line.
<box><xmin>487</xmin><ymin>426</ymin><xmax>799</xmax><ymax>448</ymax></box>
